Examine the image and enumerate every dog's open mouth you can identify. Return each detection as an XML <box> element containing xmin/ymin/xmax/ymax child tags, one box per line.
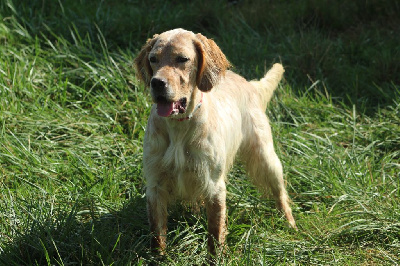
<box><xmin>156</xmin><ymin>97</ymin><xmax>187</xmax><ymax>117</ymax></box>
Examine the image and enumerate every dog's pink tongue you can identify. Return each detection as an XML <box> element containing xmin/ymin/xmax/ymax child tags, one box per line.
<box><xmin>157</xmin><ymin>102</ymin><xmax>175</xmax><ymax>117</ymax></box>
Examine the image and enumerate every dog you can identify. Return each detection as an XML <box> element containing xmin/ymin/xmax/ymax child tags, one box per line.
<box><xmin>134</xmin><ymin>28</ymin><xmax>296</xmax><ymax>257</ymax></box>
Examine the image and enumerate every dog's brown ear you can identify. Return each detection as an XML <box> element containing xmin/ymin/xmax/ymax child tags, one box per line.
<box><xmin>134</xmin><ymin>34</ymin><xmax>159</xmax><ymax>86</ymax></box>
<box><xmin>194</xmin><ymin>33</ymin><xmax>230</xmax><ymax>92</ymax></box>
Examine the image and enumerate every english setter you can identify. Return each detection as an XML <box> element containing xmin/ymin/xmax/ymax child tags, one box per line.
<box><xmin>134</xmin><ymin>28</ymin><xmax>296</xmax><ymax>258</ymax></box>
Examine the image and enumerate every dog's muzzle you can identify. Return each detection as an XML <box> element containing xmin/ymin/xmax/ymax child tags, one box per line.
<box><xmin>151</xmin><ymin>77</ymin><xmax>187</xmax><ymax>117</ymax></box>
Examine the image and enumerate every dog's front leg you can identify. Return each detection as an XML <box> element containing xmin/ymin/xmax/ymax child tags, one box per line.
<box><xmin>206</xmin><ymin>181</ymin><xmax>227</xmax><ymax>259</ymax></box>
<box><xmin>146</xmin><ymin>187</ymin><xmax>168</xmax><ymax>254</ymax></box>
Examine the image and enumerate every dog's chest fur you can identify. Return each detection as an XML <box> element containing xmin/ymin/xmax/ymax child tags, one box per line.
<box><xmin>144</xmin><ymin>117</ymin><xmax>214</xmax><ymax>199</ymax></box>
<box><xmin>144</xmin><ymin>105</ymin><xmax>241</xmax><ymax>200</ymax></box>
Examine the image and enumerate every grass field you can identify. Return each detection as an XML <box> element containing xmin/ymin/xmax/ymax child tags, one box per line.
<box><xmin>0</xmin><ymin>0</ymin><xmax>399</xmax><ymax>265</ymax></box>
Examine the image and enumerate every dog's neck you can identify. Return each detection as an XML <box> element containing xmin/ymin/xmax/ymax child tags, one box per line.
<box><xmin>173</xmin><ymin>92</ymin><xmax>203</xmax><ymax>122</ymax></box>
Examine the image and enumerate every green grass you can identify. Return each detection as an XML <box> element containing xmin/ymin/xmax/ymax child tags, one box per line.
<box><xmin>1</xmin><ymin>0</ymin><xmax>399</xmax><ymax>264</ymax></box>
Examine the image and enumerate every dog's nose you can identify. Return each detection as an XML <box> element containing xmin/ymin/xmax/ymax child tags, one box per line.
<box><xmin>151</xmin><ymin>78</ymin><xmax>167</xmax><ymax>91</ymax></box>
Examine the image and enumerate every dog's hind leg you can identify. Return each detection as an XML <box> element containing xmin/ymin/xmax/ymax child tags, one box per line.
<box><xmin>240</xmin><ymin>113</ymin><xmax>297</xmax><ymax>229</ymax></box>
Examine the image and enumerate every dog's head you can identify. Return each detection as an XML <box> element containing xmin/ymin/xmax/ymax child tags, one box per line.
<box><xmin>134</xmin><ymin>28</ymin><xmax>230</xmax><ymax>118</ymax></box>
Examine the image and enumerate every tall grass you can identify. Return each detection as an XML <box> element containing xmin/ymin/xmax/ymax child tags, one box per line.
<box><xmin>1</xmin><ymin>0</ymin><xmax>399</xmax><ymax>264</ymax></box>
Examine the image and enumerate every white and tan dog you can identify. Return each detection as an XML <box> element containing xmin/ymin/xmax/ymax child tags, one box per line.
<box><xmin>134</xmin><ymin>28</ymin><xmax>296</xmax><ymax>256</ymax></box>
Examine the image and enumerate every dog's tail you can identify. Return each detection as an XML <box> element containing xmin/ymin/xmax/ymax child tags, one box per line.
<box><xmin>250</xmin><ymin>63</ymin><xmax>284</xmax><ymax>110</ymax></box>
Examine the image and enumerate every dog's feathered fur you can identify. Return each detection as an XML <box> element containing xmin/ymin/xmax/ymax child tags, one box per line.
<box><xmin>134</xmin><ymin>28</ymin><xmax>296</xmax><ymax>257</ymax></box>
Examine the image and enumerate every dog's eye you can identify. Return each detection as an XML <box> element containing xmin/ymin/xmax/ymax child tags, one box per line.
<box><xmin>149</xmin><ymin>56</ymin><xmax>157</xmax><ymax>63</ymax></box>
<box><xmin>176</xmin><ymin>56</ymin><xmax>189</xmax><ymax>63</ymax></box>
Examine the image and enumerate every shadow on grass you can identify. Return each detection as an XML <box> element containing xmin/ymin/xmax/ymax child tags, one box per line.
<box><xmin>0</xmin><ymin>196</ymin><xmax>213</xmax><ymax>265</ymax></box>
<box><xmin>0</xmin><ymin>196</ymin><xmax>152</xmax><ymax>265</ymax></box>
